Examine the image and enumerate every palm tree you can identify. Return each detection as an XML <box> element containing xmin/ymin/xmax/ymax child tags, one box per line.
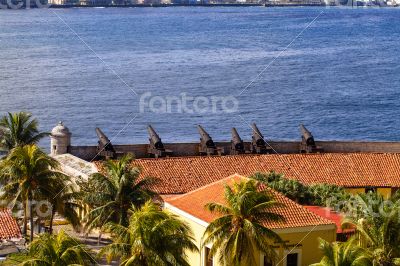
<box><xmin>5</xmin><ymin>230</ymin><xmax>96</xmax><ymax>265</ymax></box>
<box><xmin>0</xmin><ymin>145</ymin><xmax>66</xmax><ymax>241</ymax></box>
<box><xmin>308</xmin><ymin>183</ymin><xmax>350</xmax><ymax>208</ymax></box>
<box><xmin>344</xmin><ymin>192</ymin><xmax>384</xmax><ymax>224</ymax></box>
<box><xmin>84</xmin><ymin>154</ymin><xmax>157</xmax><ymax>232</ymax></box>
<box><xmin>270</xmin><ymin>178</ymin><xmax>309</xmax><ymax>204</ymax></box>
<box><xmin>99</xmin><ymin>201</ymin><xmax>198</xmax><ymax>266</ymax></box>
<box><xmin>202</xmin><ymin>179</ymin><xmax>285</xmax><ymax>266</ymax></box>
<box><xmin>47</xmin><ymin>181</ymin><xmax>81</xmax><ymax>234</ymax></box>
<box><xmin>343</xmin><ymin>199</ymin><xmax>400</xmax><ymax>265</ymax></box>
<box><xmin>251</xmin><ymin>171</ymin><xmax>283</xmax><ymax>183</ymax></box>
<box><xmin>251</xmin><ymin>171</ymin><xmax>310</xmax><ymax>204</ymax></box>
<box><xmin>251</xmin><ymin>171</ymin><xmax>350</xmax><ymax>207</ymax></box>
<box><xmin>311</xmin><ymin>238</ymin><xmax>372</xmax><ymax>266</ymax></box>
<box><xmin>0</xmin><ymin>112</ymin><xmax>49</xmax><ymax>151</ymax></box>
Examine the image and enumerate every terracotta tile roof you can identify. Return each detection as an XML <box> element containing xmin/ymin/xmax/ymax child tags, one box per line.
<box><xmin>94</xmin><ymin>153</ymin><xmax>400</xmax><ymax>194</ymax></box>
<box><xmin>165</xmin><ymin>174</ymin><xmax>335</xmax><ymax>229</ymax></box>
<box><xmin>0</xmin><ymin>209</ymin><xmax>22</xmax><ymax>240</ymax></box>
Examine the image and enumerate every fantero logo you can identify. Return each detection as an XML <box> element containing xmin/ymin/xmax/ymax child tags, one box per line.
<box><xmin>0</xmin><ymin>0</ymin><xmax>50</xmax><ymax>9</ymax></box>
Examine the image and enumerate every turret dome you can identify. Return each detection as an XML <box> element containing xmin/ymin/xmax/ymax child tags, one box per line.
<box><xmin>51</xmin><ymin>121</ymin><xmax>71</xmax><ymax>137</ymax></box>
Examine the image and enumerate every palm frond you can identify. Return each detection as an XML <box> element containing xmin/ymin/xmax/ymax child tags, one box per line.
<box><xmin>202</xmin><ymin>179</ymin><xmax>285</xmax><ymax>265</ymax></box>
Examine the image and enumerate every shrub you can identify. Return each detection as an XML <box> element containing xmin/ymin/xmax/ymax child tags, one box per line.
<box><xmin>250</xmin><ymin>172</ymin><xmax>350</xmax><ymax>207</ymax></box>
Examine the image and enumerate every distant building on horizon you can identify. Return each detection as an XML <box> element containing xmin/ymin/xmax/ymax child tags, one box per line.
<box><xmin>48</xmin><ymin>0</ymin><xmax>79</xmax><ymax>5</ymax></box>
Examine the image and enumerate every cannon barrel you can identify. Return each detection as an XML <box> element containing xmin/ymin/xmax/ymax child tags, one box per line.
<box><xmin>300</xmin><ymin>124</ymin><xmax>315</xmax><ymax>146</ymax></box>
<box><xmin>147</xmin><ymin>125</ymin><xmax>172</xmax><ymax>157</ymax></box>
<box><xmin>96</xmin><ymin>127</ymin><xmax>110</xmax><ymax>145</ymax></box>
<box><xmin>95</xmin><ymin>127</ymin><xmax>116</xmax><ymax>158</ymax></box>
<box><xmin>250</xmin><ymin>123</ymin><xmax>271</xmax><ymax>154</ymax></box>
<box><xmin>147</xmin><ymin>125</ymin><xmax>164</xmax><ymax>150</ymax></box>
<box><xmin>96</xmin><ymin>127</ymin><xmax>115</xmax><ymax>152</ymax></box>
<box><xmin>231</xmin><ymin>127</ymin><xmax>244</xmax><ymax>151</ymax></box>
<box><xmin>251</xmin><ymin>123</ymin><xmax>266</xmax><ymax>147</ymax></box>
<box><xmin>197</xmin><ymin>125</ymin><xmax>215</xmax><ymax>148</ymax></box>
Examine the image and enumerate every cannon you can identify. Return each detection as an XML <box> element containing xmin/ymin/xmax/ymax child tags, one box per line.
<box><xmin>299</xmin><ymin>124</ymin><xmax>323</xmax><ymax>153</ymax></box>
<box><xmin>197</xmin><ymin>125</ymin><xmax>222</xmax><ymax>156</ymax></box>
<box><xmin>147</xmin><ymin>125</ymin><xmax>172</xmax><ymax>158</ymax></box>
<box><xmin>230</xmin><ymin>127</ymin><xmax>245</xmax><ymax>155</ymax></box>
<box><xmin>95</xmin><ymin>127</ymin><xmax>116</xmax><ymax>159</ymax></box>
<box><xmin>250</xmin><ymin>123</ymin><xmax>272</xmax><ymax>154</ymax></box>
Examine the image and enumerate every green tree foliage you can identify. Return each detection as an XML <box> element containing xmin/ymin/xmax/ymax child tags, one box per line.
<box><xmin>308</xmin><ymin>183</ymin><xmax>350</xmax><ymax>208</ymax></box>
<box><xmin>342</xmin><ymin>192</ymin><xmax>385</xmax><ymax>224</ymax></box>
<box><xmin>47</xmin><ymin>181</ymin><xmax>81</xmax><ymax>234</ymax></box>
<box><xmin>251</xmin><ymin>171</ymin><xmax>310</xmax><ymax>204</ymax></box>
<box><xmin>342</xmin><ymin>195</ymin><xmax>400</xmax><ymax>265</ymax></box>
<box><xmin>312</xmin><ymin>189</ymin><xmax>400</xmax><ymax>266</ymax></box>
<box><xmin>250</xmin><ymin>171</ymin><xmax>349</xmax><ymax>207</ymax></box>
<box><xmin>0</xmin><ymin>145</ymin><xmax>74</xmax><ymax>242</ymax></box>
<box><xmin>202</xmin><ymin>179</ymin><xmax>285</xmax><ymax>266</ymax></box>
<box><xmin>83</xmin><ymin>154</ymin><xmax>158</xmax><ymax>232</ymax></box>
<box><xmin>5</xmin><ymin>230</ymin><xmax>96</xmax><ymax>265</ymax></box>
<box><xmin>0</xmin><ymin>112</ymin><xmax>49</xmax><ymax>152</ymax></box>
<box><xmin>99</xmin><ymin>201</ymin><xmax>198</xmax><ymax>266</ymax></box>
<box><xmin>311</xmin><ymin>238</ymin><xmax>372</xmax><ymax>266</ymax></box>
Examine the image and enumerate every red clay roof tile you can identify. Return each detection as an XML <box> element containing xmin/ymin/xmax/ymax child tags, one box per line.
<box><xmin>0</xmin><ymin>209</ymin><xmax>22</xmax><ymax>240</ymax></box>
<box><xmin>165</xmin><ymin>174</ymin><xmax>335</xmax><ymax>229</ymax></box>
<box><xmin>303</xmin><ymin>206</ymin><xmax>353</xmax><ymax>233</ymax></box>
<box><xmin>94</xmin><ymin>153</ymin><xmax>400</xmax><ymax>194</ymax></box>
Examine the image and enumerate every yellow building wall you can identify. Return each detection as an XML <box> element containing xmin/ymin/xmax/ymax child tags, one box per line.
<box><xmin>165</xmin><ymin>208</ymin><xmax>207</xmax><ymax>266</ymax></box>
<box><xmin>165</xmin><ymin>205</ymin><xmax>336</xmax><ymax>266</ymax></box>
<box><xmin>345</xmin><ymin>188</ymin><xmax>365</xmax><ymax>195</ymax></box>
<box><xmin>345</xmin><ymin>187</ymin><xmax>393</xmax><ymax>199</ymax></box>
<box><xmin>275</xmin><ymin>229</ymin><xmax>336</xmax><ymax>266</ymax></box>
<box><xmin>377</xmin><ymin>188</ymin><xmax>392</xmax><ymax>199</ymax></box>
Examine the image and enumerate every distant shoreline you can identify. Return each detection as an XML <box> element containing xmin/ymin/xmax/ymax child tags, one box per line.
<box><xmin>49</xmin><ymin>3</ymin><xmax>327</xmax><ymax>8</ymax></box>
<box><xmin>47</xmin><ymin>2</ymin><xmax>400</xmax><ymax>8</ymax></box>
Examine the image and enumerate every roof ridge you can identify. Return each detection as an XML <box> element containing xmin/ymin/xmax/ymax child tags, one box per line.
<box><xmin>134</xmin><ymin>152</ymin><xmax>400</xmax><ymax>162</ymax></box>
<box><xmin>166</xmin><ymin>173</ymin><xmax>247</xmax><ymax>201</ymax></box>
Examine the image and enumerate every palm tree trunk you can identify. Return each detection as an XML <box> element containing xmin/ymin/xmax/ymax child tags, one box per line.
<box><xmin>49</xmin><ymin>208</ymin><xmax>56</xmax><ymax>234</ymax></box>
<box><xmin>29</xmin><ymin>196</ymin><xmax>34</xmax><ymax>242</ymax></box>
<box><xmin>120</xmin><ymin>209</ymin><xmax>128</xmax><ymax>227</ymax></box>
<box><xmin>98</xmin><ymin>230</ymin><xmax>102</xmax><ymax>245</ymax></box>
<box><xmin>37</xmin><ymin>218</ymin><xmax>41</xmax><ymax>234</ymax></box>
<box><xmin>23</xmin><ymin>201</ymin><xmax>28</xmax><ymax>237</ymax></box>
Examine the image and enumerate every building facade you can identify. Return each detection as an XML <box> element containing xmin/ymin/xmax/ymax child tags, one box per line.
<box><xmin>164</xmin><ymin>175</ymin><xmax>337</xmax><ymax>266</ymax></box>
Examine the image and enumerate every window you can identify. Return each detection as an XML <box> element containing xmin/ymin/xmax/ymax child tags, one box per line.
<box><xmin>337</xmin><ymin>231</ymin><xmax>355</xmax><ymax>242</ymax></box>
<box><xmin>365</xmin><ymin>187</ymin><xmax>377</xmax><ymax>194</ymax></box>
<box><xmin>264</xmin><ymin>256</ymin><xmax>273</xmax><ymax>266</ymax></box>
<box><xmin>205</xmin><ymin>247</ymin><xmax>213</xmax><ymax>266</ymax></box>
<box><xmin>286</xmin><ymin>253</ymin><xmax>298</xmax><ymax>266</ymax></box>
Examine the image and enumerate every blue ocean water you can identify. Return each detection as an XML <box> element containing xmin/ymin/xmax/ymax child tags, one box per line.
<box><xmin>0</xmin><ymin>7</ymin><xmax>400</xmax><ymax>146</ymax></box>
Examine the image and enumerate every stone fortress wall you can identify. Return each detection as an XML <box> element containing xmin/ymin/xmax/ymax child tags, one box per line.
<box><xmin>68</xmin><ymin>141</ymin><xmax>400</xmax><ymax>161</ymax></box>
<box><xmin>49</xmin><ymin>122</ymin><xmax>400</xmax><ymax>161</ymax></box>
